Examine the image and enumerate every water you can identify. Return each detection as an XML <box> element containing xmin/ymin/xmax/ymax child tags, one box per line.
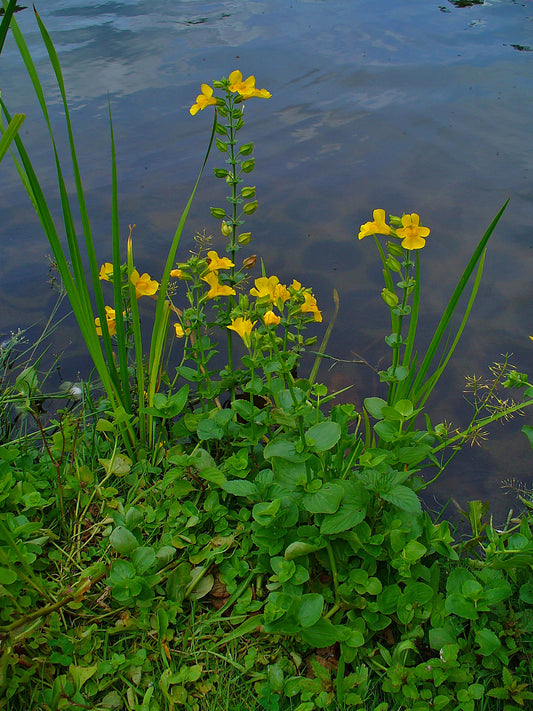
<box><xmin>1</xmin><ymin>0</ymin><xmax>532</xmax><ymax>517</ymax></box>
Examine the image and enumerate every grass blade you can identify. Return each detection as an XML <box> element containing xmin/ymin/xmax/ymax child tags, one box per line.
<box><xmin>409</xmin><ymin>199</ymin><xmax>508</xmax><ymax>404</ymax></box>
<box><xmin>0</xmin><ymin>0</ymin><xmax>18</xmax><ymax>54</ymax></box>
<box><xmin>0</xmin><ymin>113</ymin><xmax>24</xmax><ymax>163</ymax></box>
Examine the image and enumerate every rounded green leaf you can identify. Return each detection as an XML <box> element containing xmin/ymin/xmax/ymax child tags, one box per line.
<box><xmin>0</xmin><ymin>566</ymin><xmax>17</xmax><ymax>584</ymax></box>
<box><xmin>519</xmin><ymin>581</ymin><xmax>533</xmax><ymax>604</ymax></box>
<box><xmin>109</xmin><ymin>526</ymin><xmax>139</xmax><ymax>555</ymax></box>
<box><xmin>305</xmin><ymin>421</ymin><xmax>341</xmax><ymax>451</ymax></box>
<box><xmin>303</xmin><ymin>483</ymin><xmax>344</xmax><ymax>514</ymax></box>
<box><xmin>298</xmin><ymin>593</ymin><xmax>324</xmax><ymax>628</ymax></box>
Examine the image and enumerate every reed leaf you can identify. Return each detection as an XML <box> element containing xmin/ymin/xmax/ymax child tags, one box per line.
<box><xmin>409</xmin><ymin>199</ymin><xmax>508</xmax><ymax>406</ymax></box>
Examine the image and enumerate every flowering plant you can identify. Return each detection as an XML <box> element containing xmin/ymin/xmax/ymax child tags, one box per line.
<box><xmin>5</xmin><ymin>17</ymin><xmax>533</xmax><ymax>707</ymax></box>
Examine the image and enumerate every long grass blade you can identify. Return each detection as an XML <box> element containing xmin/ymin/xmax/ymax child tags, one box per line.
<box><xmin>413</xmin><ymin>250</ymin><xmax>486</xmax><ymax>410</ymax></box>
<box><xmin>109</xmin><ymin>101</ymin><xmax>131</xmax><ymax>413</ymax></box>
<box><xmin>0</xmin><ymin>0</ymin><xmax>18</xmax><ymax>54</ymax></box>
<box><xmin>409</xmin><ymin>199</ymin><xmax>508</xmax><ymax>401</ymax></box>
<box><xmin>0</xmin><ymin>113</ymin><xmax>24</xmax><ymax>163</ymax></box>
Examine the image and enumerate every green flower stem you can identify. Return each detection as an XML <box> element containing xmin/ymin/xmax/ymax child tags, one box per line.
<box><xmin>418</xmin><ymin>396</ymin><xmax>533</xmax><ymax>490</ymax></box>
<box><xmin>388</xmin><ymin>250</ymin><xmax>412</xmax><ymax>405</ymax></box>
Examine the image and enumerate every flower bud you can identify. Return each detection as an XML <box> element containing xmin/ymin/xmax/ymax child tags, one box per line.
<box><xmin>263</xmin><ymin>310</ymin><xmax>281</xmax><ymax>326</ymax></box>
<box><xmin>239</xmin><ymin>142</ymin><xmax>254</xmax><ymax>156</ymax></box>
<box><xmin>242</xmin><ymin>201</ymin><xmax>258</xmax><ymax>215</ymax></box>
<box><xmin>238</xmin><ymin>232</ymin><xmax>252</xmax><ymax>245</ymax></box>
<box><xmin>241</xmin><ymin>159</ymin><xmax>255</xmax><ymax>173</ymax></box>
<box><xmin>242</xmin><ymin>255</ymin><xmax>257</xmax><ymax>269</ymax></box>
<box><xmin>221</xmin><ymin>221</ymin><xmax>232</xmax><ymax>237</ymax></box>
<box><xmin>210</xmin><ymin>207</ymin><xmax>227</xmax><ymax>219</ymax></box>
<box><xmin>241</xmin><ymin>186</ymin><xmax>256</xmax><ymax>199</ymax></box>
<box><xmin>386</xmin><ymin>241</ymin><xmax>404</xmax><ymax>257</ymax></box>
<box><xmin>213</xmin><ymin>168</ymin><xmax>228</xmax><ymax>178</ymax></box>
<box><xmin>381</xmin><ymin>288</ymin><xmax>398</xmax><ymax>307</ymax></box>
<box><xmin>385</xmin><ymin>256</ymin><xmax>402</xmax><ymax>273</ymax></box>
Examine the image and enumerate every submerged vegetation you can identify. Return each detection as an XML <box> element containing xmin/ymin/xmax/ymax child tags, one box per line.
<box><xmin>0</xmin><ymin>4</ymin><xmax>532</xmax><ymax>710</ymax></box>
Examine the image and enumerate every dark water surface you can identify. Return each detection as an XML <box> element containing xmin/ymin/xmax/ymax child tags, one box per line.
<box><xmin>1</xmin><ymin>0</ymin><xmax>532</xmax><ymax>517</ymax></box>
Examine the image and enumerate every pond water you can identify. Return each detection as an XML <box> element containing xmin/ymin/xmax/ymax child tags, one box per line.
<box><xmin>1</xmin><ymin>0</ymin><xmax>533</xmax><ymax>518</ymax></box>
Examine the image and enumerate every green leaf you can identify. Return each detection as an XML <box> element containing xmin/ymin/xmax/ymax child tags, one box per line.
<box><xmin>305</xmin><ymin>422</ymin><xmax>341</xmax><ymax>451</ymax></box>
<box><xmin>69</xmin><ymin>664</ymin><xmax>98</xmax><ymax>692</ymax></box>
<box><xmin>381</xmin><ymin>485</ymin><xmax>421</xmax><ymax>514</ymax></box>
<box><xmin>284</xmin><ymin>539</ymin><xmax>327</xmax><ymax>560</ymax></box>
<box><xmin>130</xmin><ymin>546</ymin><xmax>156</xmax><ymax>575</ymax></box>
<box><xmin>364</xmin><ymin>397</ymin><xmax>387</xmax><ymax>419</ymax></box>
<box><xmin>195</xmin><ymin>466</ymin><xmax>226</xmax><ymax>486</ymax></box>
<box><xmin>402</xmin><ymin>539</ymin><xmax>427</xmax><ymax>562</ymax></box>
<box><xmin>298</xmin><ymin>594</ymin><xmax>324</xmax><ymax>628</ymax></box>
<box><xmin>300</xmin><ymin>617</ymin><xmax>343</xmax><ymax>647</ymax></box>
<box><xmin>445</xmin><ymin>593</ymin><xmax>478</xmax><ymax>620</ymax></box>
<box><xmin>429</xmin><ymin>627</ymin><xmax>457</xmax><ymax>650</ymax></box>
<box><xmin>222</xmin><ymin>480</ymin><xmax>258</xmax><ymax>498</ymax></box>
<box><xmin>264</xmin><ymin>439</ymin><xmax>308</xmax><ymax>462</ymax></box>
<box><xmin>373</xmin><ymin>420</ymin><xmax>398</xmax><ymax>442</ymax></box>
<box><xmin>253</xmin><ymin>499</ymin><xmax>281</xmax><ymax>526</ymax></box>
<box><xmin>0</xmin><ymin>566</ymin><xmax>17</xmax><ymax>584</ymax></box>
<box><xmin>197</xmin><ymin>418</ymin><xmax>224</xmax><ymax>441</ymax></box>
<box><xmin>302</xmin><ymin>483</ymin><xmax>344</xmax><ymax>514</ymax></box>
<box><xmin>320</xmin><ymin>504</ymin><xmax>366</xmax><ymax>535</ymax></box>
<box><xmin>519</xmin><ymin>581</ymin><xmax>533</xmax><ymax>604</ymax></box>
<box><xmin>475</xmin><ymin>628</ymin><xmax>501</xmax><ymax>656</ymax></box>
<box><xmin>109</xmin><ymin>526</ymin><xmax>139</xmax><ymax>555</ymax></box>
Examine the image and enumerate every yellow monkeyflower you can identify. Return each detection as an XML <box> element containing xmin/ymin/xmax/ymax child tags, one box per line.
<box><xmin>291</xmin><ymin>279</ymin><xmax>302</xmax><ymax>291</ymax></box>
<box><xmin>190</xmin><ymin>84</ymin><xmax>217</xmax><ymax>115</ymax></box>
<box><xmin>396</xmin><ymin>213</ymin><xmax>430</xmax><ymax>250</ymax></box>
<box><xmin>300</xmin><ymin>293</ymin><xmax>323</xmax><ymax>323</ymax></box>
<box><xmin>263</xmin><ymin>310</ymin><xmax>281</xmax><ymax>327</ymax></box>
<box><xmin>99</xmin><ymin>262</ymin><xmax>114</xmax><ymax>281</ymax></box>
<box><xmin>272</xmin><ymin>282</ymin><xmax>290</xmax><ymax>306</ymax></box>
<box><xmin>250</xmin><ymin>275</ymin><xmax>280</xmax><ymax>300</ymax></box>
<box><xmin>130</xmin><ymin>270</ymin><xmax>159</xmax><ymax>299</ymax></box>
<box><xmin>202</xmin><ymin>271</ymin><xmax>236</xmax><ymax>299</ymax></box>
<box><xmin>228</xmin><ymin>70</ymin><xmax>271</xmax><ymax>99</ymax></box>
<box><xmin>206</xmin><ymin>250</ymin><xmax>234</xmax><ymax>271</ymax></box>
<box><xmin>358</xmin><ymin>209</ymin><xmax>391</xmax><ymax>240</ymax></box>
<box><xmin>174</xmin><ymin>323</ymin><xmax>185</xmax><ymax>338</ymax></box>
<box><xmin>95</xmin><ymin>306</ymin><xmax>116</xmax><ymax>337</ymax></box>
<box><xmin>228</xmin><ymin>317</ymin><xmax>257</xmax><ymax>347</ymax></box>
<box><xmin>170</xmin><ymin>268</ymin><xmax>183</xmax><ymax>278</ymax></box>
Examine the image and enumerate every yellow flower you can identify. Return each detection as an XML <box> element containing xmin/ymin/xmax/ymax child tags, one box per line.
<box><xmin>170</xmin><ymin>269</ymin><xmax>183</xmax><ymax>279</ymax></box>
<box><xmin>250</xmin><ymin>275</ymin><xmax>280</xmax><ymax>300</ymax></box>
<box><xmin>300</xmin><ymin>293</ymin><xmax>323</xmax><ymax>323</ymax></box>
<box><xmin>396</xmin><ymin>213</ymin><xmax>430</xmax><ymax>250</ymax></box>
<box><xmin>206</xmin><ymin>250</ymin><xmax>234</xmax><ymax>271</ymax></box>
<box><xmin>130</xmin><ymin>269</ymin><xmax>159</xmax><ymax>299</ymax></box>
<box><xmin>174</xmin><ymin>323</ymin><xmax>185</xmax><ymax>338</ymax></box>
<box><xmin>291</xmin><ymin>279</ymin><xmax>302</xmax><ymax>291</ymax></box>
<box><xmin>202</xmin><ymin>271</ymin><xmax>236</xmax><ymax>299</ymax></box>
<box><xmin>228</xmin><ymin>70</ymin><xmax>271</xmax><ymax>99</ymax></box>
<box><xmin>263</xmin><ymin>310</ymin><xmax>281</xmax><ymax>326</ymax></box>
<box><xmin>358</xmin><ymin>209</ymin><xmax>391</xmax><ymax>240</ymax></box>
<box><xmin>99</xmin><ymin>262</ymin><xmax>114</xmax><ymax>281</ymax></box>
<box><xmin>228</xmin><ymin>317</ymin><xmax>257</xmax><ymax>346</ymax></box>
<box><xmin>95</xmin><ymin>306</ymin><xmax>116</xmax><ymax>337</ymax></box>
<box><xmin>190</xmin><ymin>84</ymin><xmax>217</xmax><ymax>115</ymax></box>
<box><xmin>272</xmin><ymin>282</ymin><xmax>290</xmax><ymax>306</ymax></box>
